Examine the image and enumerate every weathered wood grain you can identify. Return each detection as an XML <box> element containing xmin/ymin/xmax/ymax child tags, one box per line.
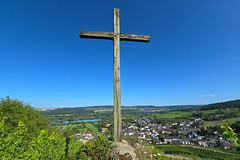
<box><xmin>113</xmin><ymin>8</ymin><xmax>122</xmax><ymax>142</ymax></box>
<box><xmin>79</xmin><ymin>31</ymin><xmax>150</xmax><ymax>42</ymax></box>
<box><xmin>79</xmin><ymin>31</ymin><xmax>113</xmax><ymax>40</ymax></box>
<box><xmin>120</xmin><ymin>33</ymin><xmax>150</xmax><ymax>42</ymax></box>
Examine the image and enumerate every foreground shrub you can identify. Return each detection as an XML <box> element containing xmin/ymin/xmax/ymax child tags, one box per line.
<box><xmin>77</xmin><ymin>135</ymin><xmax>111</xmax><ymax>160</ymax></box>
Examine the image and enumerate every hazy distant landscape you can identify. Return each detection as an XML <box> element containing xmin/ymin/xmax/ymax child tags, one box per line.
<box><xmin>41</xmin><ymin>100</ymin><xmax>240</xmax><ymax>128</ymax></box>
<box><xmin>38</xmin><ymin>99</ymin><xmax>240</xmax><ymax>159</ymax></box>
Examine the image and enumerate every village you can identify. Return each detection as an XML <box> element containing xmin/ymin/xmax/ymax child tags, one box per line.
<box><xmin>122</xmin><ymin>117</ymin><xmax>233</xmax><ymax>149</ymax></box>
<box><xmin>73</xmin><ymin>116</ymin><xmax>233</xmax><ymax>149</ymax></box>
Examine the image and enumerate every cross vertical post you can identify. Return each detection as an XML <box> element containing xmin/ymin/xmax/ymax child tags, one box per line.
<box><xmin>113</xmin><ymin>8</ymin><xmax>121</xmax><ymax>142</ymax></box>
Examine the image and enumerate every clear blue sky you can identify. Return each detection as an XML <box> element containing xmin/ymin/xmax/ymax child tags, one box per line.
<box><xmin>0</xmin><ymin>0</ymin><xmax>240</xmax><ymax>108</ymax></box>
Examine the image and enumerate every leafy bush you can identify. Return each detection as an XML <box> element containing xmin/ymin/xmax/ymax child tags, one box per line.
<box><xmin>0</xmin><ymin>96</ymin><xmax>49</xmax><ymax>139</ymax></box>
<box><xmin>0</xmin><ymin>119</ymin><xmax>28</xmax><ymax>159</ymax></box>
<box><xmin>0</xmin><ymin>117</ymin><xmax>112</xmax><ymax>159</ymax></box>
<box><xmin>76</xmin><ymin>135</ymin><xmax>111</xmax><ymax>160</ymax></box>
<box><xmin>26</xmin><ymin>130</ymin><xmax>66</xmax><ymax>159</ymax></box>
<box><xmin>0</xmin><ymin>119</ymin><xmax>67</xmax><ymax>159</ymax></box>
<box><xmin>0</xmin><ymin>97</ymin><xmax>113</xmax><ymax>159</ymax></box>
<box><xmin>221</xmin><ymin>123</ymin><xmax>240</xmax><ymax>146</ymax></box>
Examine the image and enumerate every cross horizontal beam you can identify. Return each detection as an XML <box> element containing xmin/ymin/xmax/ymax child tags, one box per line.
<box><xmin>79</xmin><ymin>31</ymin><xmax>150</xmax><ymax>42</ymax></box>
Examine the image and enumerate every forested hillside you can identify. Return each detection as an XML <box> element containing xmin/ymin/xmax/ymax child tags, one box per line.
<box><xmin>200</xmin><ymin>99</ymin><xmax>240</xmax><ymax>110</ymax></box>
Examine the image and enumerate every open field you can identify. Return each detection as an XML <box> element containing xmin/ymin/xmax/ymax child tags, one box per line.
<box><xmin>204</xmin><ymin>117</ymin><xmax>240</xmax><ymax>127</ymax></box>
<box><xmin>84</xmin><ymin>123</ymin><xmax>98</xmax><ymax>133</ymax></box>
<box><xmin>94</xmin><ymin>110</ymin><xmax>113</xmax><ymax>113</ymax></box>
<box><xmin>151</xmin><ymin>109</ymin><xmax>220</xmax><ymax>119</ymax></box>
<box><xmin>151</xmin><ymin>111</ymin><xmax>193</xmax><ymax>119</ymax></box>
<box><xmin>39</xmin><ymin>108</ymin><xmax>57</xmax><ymax>111</ymax></box>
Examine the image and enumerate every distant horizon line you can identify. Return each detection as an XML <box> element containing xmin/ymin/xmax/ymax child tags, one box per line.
<box><xmin>37</xmin><ymin>104</ymin><xmax>204</xmax><ymax>109</ymax></box>
<box><xmin>35</xmin><ymin>98</ymin><xmax>240</xmax><ymax>109</ymax></box>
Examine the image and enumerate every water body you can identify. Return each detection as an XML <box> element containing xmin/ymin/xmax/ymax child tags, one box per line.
<box><xmin>51</xmin><ymin>119</ymin><xmax>101</xmax><ymax>125</ymax></box>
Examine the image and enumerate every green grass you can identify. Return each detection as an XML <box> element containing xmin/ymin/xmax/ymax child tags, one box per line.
<box><xmin>84</xmin><ymin>123</ymin><xmax>98</xmax><ymax>133</ymax></box>
<box><xmin>151</xmin><ymin>109</ymin><xmax>221</xmax><ymax>119</ymax></box>
<box><xmin>201</xmin><ymin>109</ymin><xmax>219</xmax><ymax>114</ymax></box>
<box><xmin>205</xmin><ymin>117</ymin><xmax>240</xmax><ymax>127</ymax></box>
<box><xmin>95</xmin><ymin>110</ymin><xmax>112</xmax><ymax>113</ymax></box>
<box><xmin>70</xmin><ymin>124</ymin><xmax>78</xmax><ymax>129</ymax></box>
<box><xmin>152</xmin><ymin>111</ymin><xmax>193</xmax><ymax>119</ymax></box>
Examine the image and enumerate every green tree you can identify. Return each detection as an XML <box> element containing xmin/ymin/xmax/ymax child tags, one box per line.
<box><xmin>0</xmin><ymin>96</ymin><xmax>49</xmax><ymax>139</ymax></box>
<box><xmin>158</xmin><ymin>134</ymin><xmax>164</xmax><ymax>142</ymax></box>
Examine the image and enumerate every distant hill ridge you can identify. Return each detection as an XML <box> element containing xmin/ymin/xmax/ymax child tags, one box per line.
<box><xmin>40</xmin><ymin>105</ymin><xmax>203</xmax><ymax>110</ymax></box>
<box><xmin>40</xmin><ymin>99</ymin><xmax>240</xmax><ymax>113</ymax></box>
<box><xmin>199</xmin><ymin>99</ymin><xmax>240</xmax><ymax>110</ymax></box>
<box><xmin>40</xmin><ymin>105</ymin><xmax>202</xmax><ymax>114</ymax></box>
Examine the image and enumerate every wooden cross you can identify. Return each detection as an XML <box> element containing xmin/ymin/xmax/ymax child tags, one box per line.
<box><xmin>79</xmin><ymin>8</ymin><xmax>150</xmax><ymax>142</ymax></box>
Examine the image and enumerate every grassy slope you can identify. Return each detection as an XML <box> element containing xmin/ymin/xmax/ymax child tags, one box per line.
<box><xmin>151</xmin><ymin>109</ymin><xmax>219</xmax><ymax>119</ymax></box>
<box><xmin>205</xmin><ymin>117</ymin><xmax>240</xmax><ymax>127</ymax></box>
<box><xmin>84</xmin><ymin>123</ymin><xmax>98</xmax><ymax>133</ymax></box>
